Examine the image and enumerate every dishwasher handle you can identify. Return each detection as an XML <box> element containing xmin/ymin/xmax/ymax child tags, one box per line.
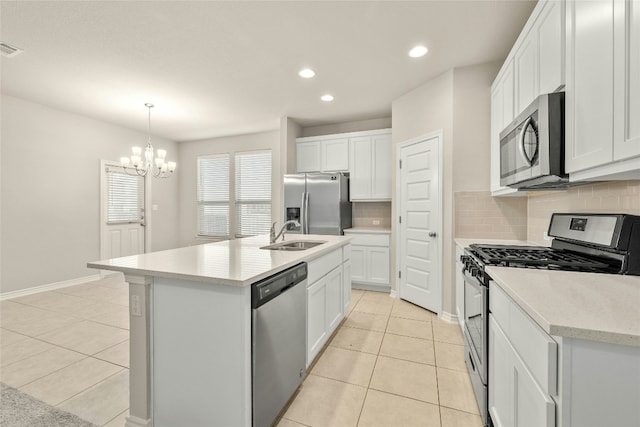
<box><xmin>251</xmin><ymin>262</ymin><xmax>308</xmax><ymax>309</ymax></box>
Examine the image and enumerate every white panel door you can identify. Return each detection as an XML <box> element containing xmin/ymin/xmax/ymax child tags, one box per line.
<box><xmin>101</xmin><ymin>162</ymin><xmax>145</xmax><ymax>260</ymax></box>
<box><xmin>398</xmin><ymin>135</ymin><xmax>441</xmax><ymax>313</ymax></box>
<box><xmin>538</xmin><ymin>0</ymin><xmax>564</xmax><ymax>94</ymax></box>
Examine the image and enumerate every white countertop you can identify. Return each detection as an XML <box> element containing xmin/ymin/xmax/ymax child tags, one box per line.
<box><xmin>344</xmin><ymin>227</ymin><xmax>391</xmax><ymax>234</ymax></box>
<box><xmin>487</xmin><ymin>266</ymin><xmax>640</xmax><ymax>347</ymax></box>
<box><xmin>88</xmin><ymin>234</ymin><xmax>351</xmax><ymax>287</ymax></box>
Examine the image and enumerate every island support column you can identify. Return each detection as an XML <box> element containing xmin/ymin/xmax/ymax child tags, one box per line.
<box><xmin>125</xmin><ymin>275</ymin><xmax>152</xmax><ymax>427</ymax></box>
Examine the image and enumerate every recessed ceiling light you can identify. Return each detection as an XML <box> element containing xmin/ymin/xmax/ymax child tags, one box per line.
<box><xmin>299</xmin><ymin>68</ymin><xmax>316</xmax><ymax>78</ymax></box>
<box><xmin>409</xmin><ymin>45</ymin><xmax>428</xmax><ymax>58</ymax></box>
<box><xmin>321</xmin><ymin>94</ymin><xmax>334</xmax><ymax>102</ymax></box>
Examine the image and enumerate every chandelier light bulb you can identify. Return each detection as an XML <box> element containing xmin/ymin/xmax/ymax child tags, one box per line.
<box><xmin>120</xmin><ymin>103</ymin><xmax>176</xmax><ymax>178</ymax></box>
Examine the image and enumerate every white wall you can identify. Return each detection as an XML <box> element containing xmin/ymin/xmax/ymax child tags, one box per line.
<box><xmin>301</xmin><ymin>117</ymin><xmax>392</xmax><ymax>138</ymax></box>
<box><xmin>391</xmin><ymin>62</ymin><xmax>498</xmax><ymax>317</ymax></box>
<box><xmin>452</xmin><ymin>61</ymin><xmax>501</xmax><ymax>192</ymax></box>
<box><xmin>392</xmin><ymin>69</ymin><xmax>454</xmax><ymax>315</ymax></box>
<box><xmin>177</xmin><ymin>130</ymin><xmax>281</xmax><ymax>247</ymax></box>
<box><xmin>1</xmin><ymin>95</ymin><xmax>179</xmax><ymax>294</ymax></box>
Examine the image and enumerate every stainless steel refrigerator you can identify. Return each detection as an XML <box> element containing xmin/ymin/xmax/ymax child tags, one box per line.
<box><xmin>284</xmin><ymin>172</ymin><xmax>352</xmax><ymax>235</ymax></box>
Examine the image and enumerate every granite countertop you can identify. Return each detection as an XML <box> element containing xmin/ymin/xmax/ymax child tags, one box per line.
<box><xmin>88</xmin><ymin>234</ymin><xmax>352</xmax><ymax>287</ymax></box>
<box><xmin>344</xmin><ymin>227</ymin><xmax>391</xmax><ymax>234</ymax></box>
<box><xmin>487</xmin><ymin>266</ymin><xmax>640</xmax><ymax>347</ymax></box>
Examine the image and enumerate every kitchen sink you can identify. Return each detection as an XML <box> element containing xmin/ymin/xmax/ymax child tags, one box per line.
<box><xmin>260</xmin><ymin>240</ymin><xmax>326</xmax><ymax>251</ymax></box>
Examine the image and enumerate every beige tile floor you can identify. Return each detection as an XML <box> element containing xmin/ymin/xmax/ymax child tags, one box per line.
<box><xmin>1</xmin><ymin>279</ymin><xmax>480</xmax><ymax>427</ymax></box>
<box><xmin>0</xmin><ymin>275</ymin><xmax>130</xmax><ymax>426</ymax></box>
<box><xmin>278</xmin><ymin>289</ymin><xmax>482</xmax><ymax>427</ymax></box>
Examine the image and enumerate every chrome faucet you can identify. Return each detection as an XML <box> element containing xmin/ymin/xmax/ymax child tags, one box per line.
<box><xmin>270</xmin><ymin>220</ymin><xmax>300</xmax><ymax>243</ymax></box>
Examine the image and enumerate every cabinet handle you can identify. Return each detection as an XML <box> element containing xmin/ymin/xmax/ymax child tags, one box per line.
<box><xmin>428</xmin><ymin>231</ymin><xmax>437</xmax><ymax>238</ymax></box>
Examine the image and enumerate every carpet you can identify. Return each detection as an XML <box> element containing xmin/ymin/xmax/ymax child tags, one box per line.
<box><xmin>0</xmin><ymin>383</ymin><xmax>98</xmax><ymax>427</ymax></box>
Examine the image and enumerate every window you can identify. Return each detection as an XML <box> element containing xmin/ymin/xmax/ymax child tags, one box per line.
<box><xmin>196</xmin><ymin>150</ymin><xmax>272</xmax><ymax>238</ymax></box>
<box><xmin>106</xmin><ymin>167</ymin><xmax>144</xmax><ymax>224</ymax></box>
<box><xmin>197</xmin><ymin>154</ymin><xmax>230</xmax><ymax>237</ymax></box>
<box><xmin>235</xmin><ymin>150</ymin><xmax>272</xmax><ymax>237</ymax></box>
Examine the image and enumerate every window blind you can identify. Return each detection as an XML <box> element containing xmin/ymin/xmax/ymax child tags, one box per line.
<box><xmin>107</xmin><ymin>168</ymin><xmax>144</xmax><ymax>224</ymax></box>
<box><xmin>235</xmin><ymin>150</ymin><xmax>272</xmax><ymax>237</ymax></box>
<box><xmin>197</xmin><ymin>154</ymin><xmax>230</xmax><ymax>236</ymax></box>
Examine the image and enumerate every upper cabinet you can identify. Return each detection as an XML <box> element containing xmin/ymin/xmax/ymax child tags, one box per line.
<box><xmin>296</xmin><ymin>137</ymin><xmax>348</xmax><ymax>173</ymax></box>
<box><xmin>566</xmin><ymin>0</ymin><xmax>640</xmax><ymax>180</ymax></box>
<box><xmin>296</xmin><ymin>129</ymin><xmax>392</xmax><ymax>201</ymax></box>
<box><xmin>349</xmin><ymin>132</ymin><xmax>392</xmax><ymax>201</ymax></box>
<box><xmin>490</xmin><ymin>0</ymin><xmax>564</xmax><ymax>196</ymax></box>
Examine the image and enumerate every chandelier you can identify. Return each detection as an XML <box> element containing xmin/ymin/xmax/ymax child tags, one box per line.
<box><xmin>120</xmin><ymin>103</ymin><xmax>176</xmax><ymax>178</ymax></box>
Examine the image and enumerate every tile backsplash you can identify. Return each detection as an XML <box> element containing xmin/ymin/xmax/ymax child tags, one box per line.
<box><xmin>454</xmin><ymin>181</ymin><xmax>640</xmax><ymax>244</ymax></box>
<box><xmin>352</xmin><ymin>202</ymin><xmax>392</xmax><ymax>228</ymax></box>
<box><xmin>527</xmin><ymin>181</ymin><xmax>640</xmax><ymax>244</ymax></box>
<box><xmin>455</xmin><ymin>192</ymin><xmax>528</xmax><ymax>240</ymax></box>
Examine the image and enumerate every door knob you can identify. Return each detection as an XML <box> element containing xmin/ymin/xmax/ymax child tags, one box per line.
<box><xmin>428</xmin><ymin>231</ymin><xmax>437</xmax><ymax>237</ymax></box>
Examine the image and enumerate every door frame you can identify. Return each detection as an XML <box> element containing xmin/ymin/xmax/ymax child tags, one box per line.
<box><xmin>100</xmin><ymin>159</ymin><xmax>151</xmax><ymax>264</ymax></box>
<box><xmin>394</xmin><ymin>130</ymin><xmax>444</xmax><ymax>314</ymax></box>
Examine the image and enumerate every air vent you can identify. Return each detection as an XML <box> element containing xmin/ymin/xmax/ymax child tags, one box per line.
<box><xmin>0</xmin><ymin>43</ymin><xmax>23</xmax><ymax>58</ymax></box>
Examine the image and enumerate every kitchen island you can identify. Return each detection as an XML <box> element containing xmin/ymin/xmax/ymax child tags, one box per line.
<box><xmin>88</xmin><ymin>234</ymin><xmax>352</xmax><ymax>427</ymax></box>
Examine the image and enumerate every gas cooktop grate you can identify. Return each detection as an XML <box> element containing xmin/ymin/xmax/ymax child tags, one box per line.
<box><xmin>469</xmin><ymin>244</ymin><xmax>612</xmax><ymax>272</ymax></box>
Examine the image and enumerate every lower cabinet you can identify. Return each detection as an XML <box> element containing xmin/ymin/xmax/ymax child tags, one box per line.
<box><xmin>489</xmin><ymin>315</ymin><xmax>556</xmax><ymax>427</ymax></box>
<box><xmin>306</xmin><ymin>246</ymin><xmax>350</xmax><ymax>366</ymax></box>
<box><xmin>344</xmin><ymin>231</ymin><xmax>390</xmax><ymax>290</ymax></box>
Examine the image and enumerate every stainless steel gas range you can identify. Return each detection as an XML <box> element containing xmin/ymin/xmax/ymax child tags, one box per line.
<box><xmin>460</xmin><ymin>213</ymin><xmax>640</xmax><ymax>426</ymax></box>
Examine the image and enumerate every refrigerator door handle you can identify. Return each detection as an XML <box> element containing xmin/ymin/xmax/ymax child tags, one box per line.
<box><xmin>304</xmin><ymin>192</ymin><xmax>310</xmax><ymax>234</ymax></box>
<box><xmin>300</xmin><ymin>192</ymin><xmax>306</xmax><ymax>234</ymax></box>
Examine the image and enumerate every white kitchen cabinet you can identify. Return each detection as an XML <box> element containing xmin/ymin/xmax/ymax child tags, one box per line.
<box><xmin>321</xmin><ymin>138</ymin><xmax>349</xmax><ymax>172</ymax></box>
<box><xmin>306</xmin><ymin>277</ymin><xmax>327</xmax><ymax>365</ymax></box>
<box><xmin>306</xmin><ymin>247</ymin><xmax>348</xmax><ymax>366</ymax></box>
<box><xmin>489</xmin><ymin>315</ymin><xmax>556</xmax><ymax>427</ymax></box>
<box><xmin>349</xmin><ymin>131</ymin><xmax>392</xmax><ymax>201</ymax></box>
<box><xmin>343</xmin><ymin>259</ymin><xmax>351</xmax><ymax>313</ymax></box>
<box><xmin>343</xmin><ymin>230</ymin><xmax>390</xmax><ymax>291</ymax></box>
<box><xmin>455</xmin><ymin>245</ymin><xmax>464</xmax><ymax>330</ymax></box>
<box><xmin>514</xmin><ymin>35</ymin><xmax>538</xmax><ymax>115</ymax></box>
<box><xmin>296</xmin><ymin>137</ymin><xmax>348</xmax><ymax>173</ymax></box>
<box><xmin>325</xmin><ymin>266</ymin><xmax>343</xmax><ymax>332</ymax></box>
<box><xmin>490</xmin><ymin>60</ymin><xmax>519</xmax><ymax>196</ymax></box>
<box><xmin>490</xmin><ymin>0</ymin><xmax>564</xmax><ymax>196</ymax></box>
<box><xmin>566</xmin><ymin>0</ymin><xmax>640</xmax><ymax>180</ymax></box>
<box><xmin>296</xmin><ymin>140</ymin><xmax>321</xmax><ymax>172</ymax></box>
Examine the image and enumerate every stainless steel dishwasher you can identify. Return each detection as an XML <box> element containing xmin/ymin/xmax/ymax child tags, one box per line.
<box><xmin>252</xmin><ymin>262</ymin><xmax>307</xmax><ymax>427</ymax></box>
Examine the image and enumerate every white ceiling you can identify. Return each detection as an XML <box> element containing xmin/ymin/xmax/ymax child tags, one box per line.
<box><xmin>0</xmin><ymin>1</ymin><xmax>536</xmax><ymax>142</ymax></box>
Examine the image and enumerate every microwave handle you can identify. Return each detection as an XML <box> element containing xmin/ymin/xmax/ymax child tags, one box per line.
<box><xmin>518</xmin><ymin>116</ymin><xmax>535</xmax><ymax>167</ymax></box>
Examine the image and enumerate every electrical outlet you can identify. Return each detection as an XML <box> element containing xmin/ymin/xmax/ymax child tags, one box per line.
<box><xmin>372</xmin><ymin>219</ymin><xmax>381</xmax><ymax>225</ymax></box>
<box><xmin>152</xmin><ymin>204</ymin><xmax>159</xmax><ymax>211</ymax></box>
<box><xmin>131</xmin><ymin>295</ymin><xmax>142</xmax><ymax>316</ymax></box>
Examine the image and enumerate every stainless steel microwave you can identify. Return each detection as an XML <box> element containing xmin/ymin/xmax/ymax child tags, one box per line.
<box><xmin>499</xmin><ymin>92</ymin><xmax>568</xmax><ymax>189</ymax></box>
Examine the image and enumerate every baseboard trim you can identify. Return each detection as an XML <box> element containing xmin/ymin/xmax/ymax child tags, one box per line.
<box><xmin>352</xmin><ymin>282</ymin><xmax>391</xmax><ymax>293</ymax></box>
<box><xmin>440</xmin><ymin>310</ymin><xmax>458</xmax><ymax>324</ymax></box>
<box><xmin>0</xmin><ymin>274</ymin><xmax>102</xmax><ymax>301</ymax></box>
<box><xmin>125</xmin><ymin>415</ymin><xmax>151</xmax><ymax>427</ymax></box>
